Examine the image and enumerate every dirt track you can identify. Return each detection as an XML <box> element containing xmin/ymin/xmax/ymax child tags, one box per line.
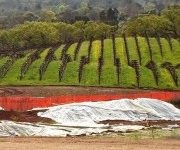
<box><xmin>0</xmin><ymin>137</ymin><xmax>179</xmax><ymax>150</ymax></box>
<box><xmin>0</xmin><ymin>86</ymin><xmax>180</xmax><ymax>97</ymax></box>
<box><xmin>0</xmin><ymin>86</ymin><xmax>149</xmax><ymax>97</ymax></box>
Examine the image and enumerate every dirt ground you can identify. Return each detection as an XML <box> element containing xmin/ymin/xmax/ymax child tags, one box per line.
<box><xmin>0</xmin><ymin>86</ymin><xmax>179</xmax><ymax>97</ymax></box>
<box><xmin>0</xmin><ymin>86</ymin><xmax>147</xmax><ymax>97</ymax></box>
<box><xmin>0</xmin><ymin>136</ymin><xmax>179</xmax><ymax>150</ymax></box>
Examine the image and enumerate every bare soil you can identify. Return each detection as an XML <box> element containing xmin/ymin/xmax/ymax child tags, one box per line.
<box><xmin>0</xmin><ymin>136</ymin><xmax>179</xmax><ymax>150</ymax></box>
<box><xmin>99</xmin><ymin>120</ymin><xmax>180</xmax><ymax>127</ymax></box>
<box><xmin>0</xmin><ymin>86</ymin><xmax>176</xmax><ymax>97</ymax></box>
<box><xmin>0</xmin><ymin>110</ymin><xmax>55</xmax><ymax>123</ymax></box>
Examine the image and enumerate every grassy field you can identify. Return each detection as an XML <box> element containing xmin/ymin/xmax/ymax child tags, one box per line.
<box><xmin>0</xmin><ymin>37</ymin><xmax>179</xmax><ymax>89</ymax></box>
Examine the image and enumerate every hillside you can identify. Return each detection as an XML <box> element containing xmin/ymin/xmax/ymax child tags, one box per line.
<box><xmin>0</xmin><ymin>0</ymin><xmax>178</xmax><ymax>10</ymax></box>
<box><xmin>0</xmin><ymin>37</ymin><xmax>179</xmax><ymax>89</ymax></box>
<box><xmin>0</xmin><ymin>0</ymin><xmax>179</xmax><ymax>29</ymax></box>
<box><xmin>0</xmin><ymin>0</ymin><xmax>179</xmax><ymax>16</ymax></box>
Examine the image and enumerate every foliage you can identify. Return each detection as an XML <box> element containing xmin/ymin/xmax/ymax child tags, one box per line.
<box><xmin>122</xmin><ymin>6</ymin><xmax>180</xmax><ymax>38</ymax></box>
<box><xmin>123</xmin><ymin>15</ymin><xmax>171</xmax><ymax>36</ymax></box>
<box><xmin>162</xmin><ymin>6</ymin><xmax>180</xmax><ymax>37</ymax></box>
<box><xmin>0</xmin><ymin>21</ymin><xmax>112</xmax><ymax>53</ymax></box>
<box><xmin>0</xmin><ymin>22</ymin><xmax>59</xmax><ymax>51</ymax></box>
<box><xmin>40</xmin><ymin>10</ymin><xmax>57</xmax><ymax>22</ymax></box>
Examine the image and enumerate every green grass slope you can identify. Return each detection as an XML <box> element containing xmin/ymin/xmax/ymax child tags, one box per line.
<box><xmin>0</xmin><ymin>37</ymin><xmax>179</xmax><ymax>90</ymax></box>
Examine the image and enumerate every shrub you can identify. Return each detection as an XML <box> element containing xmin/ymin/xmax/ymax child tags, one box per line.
<box><xmin>156</xmin><ymin>33</ymin><xmax>163</xmax><ymax>57</ymax></box>
<box><xmin>112</xmin><ymin>34</ymin><xmax>117</xmax><ymax>65</ymax></box>
<box><xmin>59</xmin><ymin>54</ymin><xmax>72</xmax><ymax>82</ymax></box>
<box><xmin>161</xmin><ymin>62</ymin><xmax>178</xmax><ymax>86</ymax></box>
<box><xmin>74</xmin><ymin>39</ymin><xmax>82</xmax><ymax>61</ymax></box>
<box><xmin>39</xmin><ymin>48</ymin><xmax>56</xmax><ymax>80</ymax></box>
<box><xmin>87</xmin><ymin>37</ymin><xmax>93</xmax><ymax>62</ymax></box>
<box><xmin>130</xmin><ymin>60</ymin><xmax>140</xmax><ymax>88</ymax></box>
<box><xmin>134</xmin><ymin>34</ymin><xmax>142</xmax><ymax>65</ymax></box>
<box><xmin>78</xmin><ymin>56</ymin><xmax>89</xmax><ymax>83</ymax></box>
<box><xmin>60</xmin><ymin>43</ymin><xmax>72</xmax><ymax>60</ymax></box>
<box><xmin>98</xmin><ymin>57</ymin><xmax>104</xmax><ymax>84</ymax></box>
<box><xmin>0</xmin><ymin>59</ymin><xmax>15</xmax><ymax>79</ymax></box>
<box><xmin>166</xmin><ymin>35</ymin><xmax>173</xmax><ymax>52</ymax></box>
<box><xmin>20</xmin><ymin>49</ymin><xmax>43</xmax><ymax>80</ymax></box>
<box><xmin>115</xmin><ymin>58</ymin><xmax>121</xmax><ymax>84</ymax></box>
<box><xmin>145</xmin><ymin>31</ymin><xmax>153</xmax><ymax>61</ymax></box>
<box><xmin>123</xmin><ymin>34</ymin><xmax>130</xmax><ymax>65</ymax></box>
<box><xmin>146</xmin><ymin>61</ymin><xmax>159</xmax><ymax>86</ymax></box>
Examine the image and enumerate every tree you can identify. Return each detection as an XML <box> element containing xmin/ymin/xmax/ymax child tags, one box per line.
<box><xmin>23</xmin><ymin>12</ymin><xmax>39</xmax><ymax>22</ymax></box>
<box><xmin>162</xmin><ymin>6</ymin><xmax>180</xmax><ymax>37</ymax></box>
<box><xmin>122</xmin><ymin>15</ymin><xmax>172</xmax><ymax>36</ymax></box>
<box><xmin>84</xmin><ymin>21</ymin><xmax>111</xmax><ymax>39</ymax></box>
<box><xmin>100</xmin><ymin>10</ymin><xmax>107</xmax><ymax>22</ymax></box>
<box><xmin>100</xmin><ymin>8</ymin><xmax>120</xmax><ymax>26</ymax></box>
<box><xmin>73</xmin><ymin>21</ymin><xmax>86</xmax><ymax>39</ymax></box>
<box><xmin>56</xmin><ymin>22</ymin><xmax>76</xmax><ymax>43</ymax></box>
<box><xmin>0</xmin><ymin>22</ymin><xmax>59</xmax><ymax>51</ymax></box>
<box><xmin>40</xmin><ymin>10</ymin><xmax>57</xmax><ymax>22</ymax></box>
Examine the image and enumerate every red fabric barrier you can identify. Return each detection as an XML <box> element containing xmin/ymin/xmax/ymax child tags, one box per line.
<box><xmin>0</xmin><ymin>91</ymin><xmax>179</xmax><ymax>111</ymax></box>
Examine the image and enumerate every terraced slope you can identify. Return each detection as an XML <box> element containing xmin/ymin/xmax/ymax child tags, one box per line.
<box><xmin>0</xmin><ymin>37</ymin><xmax>179</xmax><ymax>90</ymax></box>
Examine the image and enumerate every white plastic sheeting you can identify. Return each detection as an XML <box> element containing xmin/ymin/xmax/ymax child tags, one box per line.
<box><xmin>0</xmin><ymin>121</ymin><xmax>145</xmax><ymax>137</ymax></box>
<box><xmin>0</xmin><ymin>98</ymin><xmax>180</xmax><ymax>137</ymax></box>
<box><xmin>38</xmin><ymin>98</ymin><xmax>180</xmax><ymax>127</ymax></box>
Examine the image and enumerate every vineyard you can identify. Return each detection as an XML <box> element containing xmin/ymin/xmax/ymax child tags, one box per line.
<box><xmin>0</xmin><ymin>36</ymin><xmax>180</xmax><ymax>89</ymax></box>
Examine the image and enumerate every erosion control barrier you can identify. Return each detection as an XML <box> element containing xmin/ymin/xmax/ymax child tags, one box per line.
<box><xmin>0</xmin><ymin>91</ymin><xmax>179</xmax><ymax>111</ymax></box>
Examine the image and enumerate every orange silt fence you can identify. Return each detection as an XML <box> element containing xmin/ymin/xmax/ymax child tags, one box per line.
<box><xmin>0</xmin><ymin>91</ymin><xmax>179</xmax><ymax>111</ymax></box>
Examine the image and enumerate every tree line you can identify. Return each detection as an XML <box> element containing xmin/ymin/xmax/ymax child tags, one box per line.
<box><xmin>0</xmin><ymin>21</ymin><xmax>112</xmax><ymax>53</ymax></box>
<box><xmin>0</xmin><ymin>6</ymin><xmax>179</xmax><ymax>54</ymax></box>
<box><xmin>122</xmin><ymin>6</ymin><xmax>180</xmax><ymax>38</ymax></box>
<box><xmin>1</xmin><ymin>0</ymin><xmax>179</xmax><ymax>29</ymax></box>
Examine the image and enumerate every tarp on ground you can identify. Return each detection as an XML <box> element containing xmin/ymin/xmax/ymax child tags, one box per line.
<box><xmin>0</xmin><ymin>98</ymin><xmax>180</xmax><ymax>137</ymax></box>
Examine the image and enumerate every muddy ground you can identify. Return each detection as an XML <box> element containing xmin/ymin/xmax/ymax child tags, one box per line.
<box><xmin>0</xmin><ymin>136</ymin><xmax>179</xmax><ymax>150</ymax></box>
